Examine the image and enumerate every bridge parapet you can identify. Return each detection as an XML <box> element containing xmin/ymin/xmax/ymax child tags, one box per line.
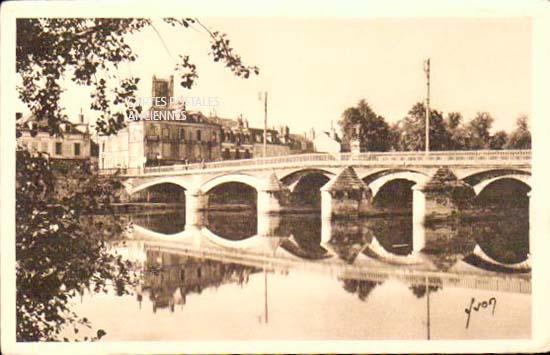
<box><xmin>99</xmin><ymin>150</ymin><xmax>531</xmax><ymax>177</ymax></box>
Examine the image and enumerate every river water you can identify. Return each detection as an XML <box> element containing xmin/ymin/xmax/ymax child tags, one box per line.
<box><xmin>63</xmin><ymin>209</ymin><xmax>531</xmax><ymax>341</ymax></box>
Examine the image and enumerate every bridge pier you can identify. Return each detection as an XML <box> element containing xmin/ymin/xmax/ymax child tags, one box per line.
<box><xmin>321</xmin><ymin>167</ymin><xmax>373</xmax><ymax>219</ymax></box>
<box><xmin>257</xmin><ymin>173</ymin><xmax>285</xmax><ymax>215</ymax></box>
<box><xmin>412</xmin><ymin>185</ymin><xmax>426</xmax><ymax>252</ymax></box>
<box><xmin>257</xmin><ymin>190</ymin><xmax>283</xmax><ymax>214</ymax></box>
<box><xmin>257</xmin><ymin>213</ymin><xmax>282</xmax><ymax>237</ymax></box>
<box><xmin>412</xmin><ymin>167</ymin><xmax>475</xmax><ymax>221</ymax></box>
<box><xmin>321</xmin><ymin>217</ymin><xmax>332</xmax><ymax>243</ymax></box>
<box><xmin>185</xmin><ymin>188</ymin><xmax>206</xmax><ymax>226</ymax></box>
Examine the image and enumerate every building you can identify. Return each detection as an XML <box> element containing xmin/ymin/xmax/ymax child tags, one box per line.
<box><xmin>99</xmin><ymin>110</ymin><xmax>222</xmax><ymax>169</ymax></box>
<box><xmin>288</xmin><ymin>133</ymin><xmax>315</xmax><ymax>154</ymax></box>
<box><xmin>99</xmin><ymin>75</ymin><xmax>223</xmax><ymax>170</ymax></box>
<box><xmin>16</xmin><ymin>111</ymin><xmax>92</xmax><ymax>160</ymax></box>
<box><xmin>99</xmin><ymin>74</ymin><xmax>305</xmax><ymax>170</ymax></box>
<box><xmin>215</xmin><ymin>115</ymin><xmax>292</xmax><ymax>160</ymax></box>
<box><xmin>313</xmin><ymin>125</ymin><xmax>342</xmax><ymax>154</ymax></box>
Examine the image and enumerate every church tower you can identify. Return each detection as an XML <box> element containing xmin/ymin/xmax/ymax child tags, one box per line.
<box><xmin>151</xmin><ymin>75</ymin><xmax>174</xmax><ymax>107</ymax></box>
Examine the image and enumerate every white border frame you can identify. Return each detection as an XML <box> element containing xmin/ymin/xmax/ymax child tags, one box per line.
<box><xmin>2</xmin><ymin>1</ymin><xmax>550</xmax><ymax>353</ymax></box>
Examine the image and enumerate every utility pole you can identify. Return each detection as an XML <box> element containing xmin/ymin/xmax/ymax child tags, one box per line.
<box><xmin>424</xmin><ymin>58</ymin><xmax>431</xmax><ymax>153</ymax></box>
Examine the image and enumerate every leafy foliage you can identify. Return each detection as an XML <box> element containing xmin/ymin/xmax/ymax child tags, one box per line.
<box><xmin>16</xmin><ymin>18</ymin><xmax>259</xmax><ymax>136</ymax></box>
<box><xmin>464</xmin><ymin>112</ymin><xmax>494</xmax><ymax>149</ymax></box>
<box><xmin>444</xmin><ymin>112</ymin><xmax>469</xmax><ymax>150</ymax></box>
<box><xmin>339</xmin><ymin>100</ymin><xmax>392</xmax><ymax>151</ymax></box>
<box><xmin>16</xmin><ymin>150</ymin><xmax>137</xmax><ymax>341</ymax></box>
<box><xmin>489</xmin><ymin>130</ymin><xmax>509</xmax><ymax>150</ymax></box>
<box><xmin>338</xmin><ymin>100</ymin><xmax>531</xmax><ymax>152</ymax></box>
<box><xmin>505</xmin><ymin>115</ymin><xmax>531</xmax><ymax>149</ymax></box>
<box><xmin>15</xmin><ymin>18</ymin><xmax>259</xmax><ymax>341</ymax></box>
<box><xmin>393</xmin><ymin>102</ymin><xmax>451</xmax><ymax>151</ymax></box>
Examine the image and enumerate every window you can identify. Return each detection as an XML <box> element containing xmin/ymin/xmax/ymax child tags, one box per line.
<box><xmin>179</xmin><ymin>128</ymin><xmax>185</xmax><ymax>140</ymax></box>
<box><xmin>55</xmin><ymin>142</ymin><xmax>62</xmax><ymax>155</ymax></box>
<box><xmin>196</xmin><ymin>130</ymin><xmax>202</xmax><ymax>142</ymax></box>
<box><xmin>102</xmin><ymin>142</ymin><xmax>105</xmax><ymax>152</ymax></box>
<box><xmin>41</xmin><ymin>142</ymin><xmax>48</xmax><ymax>152</ymax></box>
<box><xmin>74</xmin><ymin>143</ymin><xmax>81</xmax><ymax>156</ymax></box>
<box><xmin>163</xmin><ymin>128</ymin><xmax>170</xmax><ymax>138</ymax></box>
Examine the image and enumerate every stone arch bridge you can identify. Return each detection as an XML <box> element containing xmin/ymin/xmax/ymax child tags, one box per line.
<box><xmin>104</xmin><ymin>150</ymin><xmax>531</xmax><ymax>227</ymax></box>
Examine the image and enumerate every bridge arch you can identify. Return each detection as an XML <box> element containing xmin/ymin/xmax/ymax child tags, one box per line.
<box><xmin>367</xmin><ymin>171</ymin><xmax>429</xmax><ymax>197</ymax></box>
<box><xmin>280</xmin><ymin>168</ymin><xmax>334</xmax><ymax>209</ymax></box>
<box><xmin>279</xmin><ymin>168</ymin><xmax>335</xmax><ymax>190</ymax></box>
<box><xmin>459</xmin><ymin>168</ymin><xmax>531</xmax><ymax>182</ymax></box>
<box><xmin>473</xmin><ymin>174</ymin><xmax>531</xmax><ymax>196</ymax></box>
<box><xmin>279</xmin><ymin>167</ymin><xmax>335</xmax><ymax>181</ymax></box>
<box><xmin>129</xmin><ymin>177</ymin><xmax>192</xmax><ymax>195</ymax></box>
<box><xmin>200</xmin><ymin>173</ymin><xmax>265</xmax><ymax>193</ymax></box>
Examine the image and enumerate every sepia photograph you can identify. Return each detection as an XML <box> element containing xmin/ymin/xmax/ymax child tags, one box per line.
<box><xmin>1</xmin><ymin>0</ymin><xmax>550</xmax><ymax>354</ymax></box>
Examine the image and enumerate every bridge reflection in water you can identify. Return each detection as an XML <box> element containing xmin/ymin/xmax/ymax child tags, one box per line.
<box><xmin>67</xmin><ymin>210</ymin><xmax>529</xmax><ymax>341</ymax></box>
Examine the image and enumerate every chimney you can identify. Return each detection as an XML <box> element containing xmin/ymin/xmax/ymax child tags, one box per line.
<box><xmin>169</xmin><ymin>75</ymin><xmax>174</xmax><ymax>101</ymax></box>
<box><xmin>79</xmin><ymin>108</ymin><xmax>85</xmax><ymax>123</ymax></box>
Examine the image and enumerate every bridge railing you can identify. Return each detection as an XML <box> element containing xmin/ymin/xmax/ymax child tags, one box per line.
<box><xmin>98</xmin><ymin>149</ymin><xmax>530</xmax><ymax>176</ymax></box>
<box><xmin>340</xmin><ymin>149</ymin><xmax>531</xmax><ymax>162</ymax></box>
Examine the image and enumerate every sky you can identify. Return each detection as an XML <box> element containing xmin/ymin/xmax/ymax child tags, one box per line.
<box><xmin>17</xmin><ymin>17</ymin><xmax>531</xmax><ymax>136</ymax></box>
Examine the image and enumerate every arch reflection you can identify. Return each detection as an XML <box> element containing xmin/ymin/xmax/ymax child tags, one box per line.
<box><xmin>130</xmin><ymin>209</ymin><xmax>186</xmax><ymax>235</ymax></box>
<box><xmin>128</xmin><ymin>208</ymin><xmax>530</xmax><ymax>275</ymax></box>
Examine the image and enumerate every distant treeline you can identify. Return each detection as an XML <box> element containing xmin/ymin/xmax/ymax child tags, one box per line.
<box><xmin>339</xmin><ymin>100</ymin><xmax>531</xmax><ymax>152</ymax></box>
